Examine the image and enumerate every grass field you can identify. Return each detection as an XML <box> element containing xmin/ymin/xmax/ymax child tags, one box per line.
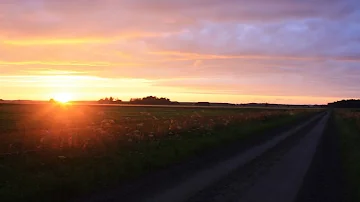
<box><xmin>335</xmin><ymin>109</ymin><xmax>360</xmax><ymax>202</ymax></box>
<box><xmin>0</xmin><ymin>103</ymin><xmax>321</xmax><ymax>201</ymax></box>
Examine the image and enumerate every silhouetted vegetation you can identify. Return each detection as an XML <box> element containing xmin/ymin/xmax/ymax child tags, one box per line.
<box><xmin>129</xmin><ymin>96</ymin><xmax>179</xmax><ymax>105</ymax></box>
<box><xmin>212</xmin><ymin>103</ymin><xmax>237</xmax><ymax>107</ymax></box>
<box><xmin>195</xmin><ymin>102</ymin><xmax>211</xmax><ymax>106</ymax></box>
<box><xmin>328</xmin><ymin>99</ymin><xmax>360</xmax><ymax>108</ymax></box>
<box><xmin>98</xmin><ymin>97</ymin><xmax>122</xmax><ymax>104</ymax></box>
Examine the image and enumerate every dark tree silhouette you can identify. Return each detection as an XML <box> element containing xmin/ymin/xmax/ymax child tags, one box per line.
<box><xmin>98</xmin><ymin>97</ymin><xmax>122</xmax><ymax>104</ymax></box>
<box><xmin>328</xmin><ymin>99</ymin><xmax>360</xmax><ymax>108</ymax></box>
<box><xmin>129</xmin><ymin>96</ymin><xmax>177</xmax><ymax>105</ymax></box>
<box><xmin>195</xmin><ymin>102</ymin><xmax>211</xmax><ymax>106</ymax></box>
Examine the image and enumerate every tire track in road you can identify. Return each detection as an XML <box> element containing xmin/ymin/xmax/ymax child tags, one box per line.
<box><xmin>187</xmin><ymin>112</ymin><xmax>325</xmax><ymax>202</ymax></box>
<box><xmin>143</xmin><ymin>112</ymin><xmax>327</xmax><ymax>202</ymax></box>
<box><xmin>295</xmin><ymin>113</ymin><xmax>344</xmax><ymax>202</ymax></box>
<box><xmin>238</xmin><ymin>112</ymin><xmax>330</xmax><ymax>202</ymax></box>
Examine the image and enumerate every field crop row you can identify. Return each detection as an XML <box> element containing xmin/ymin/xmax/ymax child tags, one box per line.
<box><xmin>0</xmin><ymin>104</ymin><xmax>314</xmax><ymax>156</ymax></box>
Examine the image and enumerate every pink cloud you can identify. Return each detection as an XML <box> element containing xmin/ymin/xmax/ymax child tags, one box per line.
<box><xmin>1</xmin><ymin>0</ymin><xmax>360</xmax><ymax>103</ymax></box>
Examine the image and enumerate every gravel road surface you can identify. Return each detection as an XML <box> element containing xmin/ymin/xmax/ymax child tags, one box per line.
<box><xmin>146</xmin><ymin>113</ymin><xmax>328</xmax><ymax>202</ymax></box>
<box><xmin>76</xmin><ymin>112</ymin><xmax>330</xmax><ymax>202</ymax></box>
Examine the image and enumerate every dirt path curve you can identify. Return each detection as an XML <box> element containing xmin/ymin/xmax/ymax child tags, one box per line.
<box><xmin>237</xmin><ymin>112</ymin><xmax>330</xmax><ymax>202</ymax></box>
<box><xmin>296</xmin><ymin>113</ymin><xmax>344</xmax><ymax>202</ymax></box>
<box><xmin>142</xmin><ymin>112</ymin><xmax>327</xmax><ymax>202</ymax></box>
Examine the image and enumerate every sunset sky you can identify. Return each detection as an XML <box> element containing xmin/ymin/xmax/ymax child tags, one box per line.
<box><xmin>1</xmin><ymin>0</ymin><xmax>359</xmax><ymax>104</ymax></box>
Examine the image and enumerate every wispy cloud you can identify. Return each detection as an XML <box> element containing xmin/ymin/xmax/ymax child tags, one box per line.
<box><xmin>148</xmin><ymin>51</ymin><xmax>355</xmax><ymax>62</ymax></box>
<box><xmin>1</xmin><ymin>0</ymin><xmax>360</xmax><ymax>103</ymax></box>
<box><xmin>2</xmin><ymin>32</ymin><xmax>166</xmax><ymax>45</ymax></box>
<box><xmin>0</xmin><ymin>60</ymin><xmax>113</xmax><ymax>66</ymax></box>
<box><xmin>3</xmin><ymin>38</ymin><xmax>115</xmax><ymax>45</ymax></box>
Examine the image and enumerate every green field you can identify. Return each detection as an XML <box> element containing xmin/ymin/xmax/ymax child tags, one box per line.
<box><xmin>335</xmin><ymin>109</ymin><xmax>360</xmax><ymax>202</ymax></box>
<box><xmin>0</xmin><ymin>103</ymin><xmax>321</xmax><ymax>201</ymax></box>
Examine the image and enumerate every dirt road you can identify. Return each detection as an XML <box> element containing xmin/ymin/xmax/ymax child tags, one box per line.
<box><xmin>79</xmin><ymin>112</ymin><xmax>337</xmax><ymax>202</ymax></box>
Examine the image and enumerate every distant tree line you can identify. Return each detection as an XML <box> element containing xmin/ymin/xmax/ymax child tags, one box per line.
<box><xmin>97</xmin><ymin>96</ymin><xmax>180</xmax><ymax>105</ymax></box>
<box><xmin>328</xmin><ymin>99</ymin><xmax>360</xmax><ymax>108</ymax></box>
<box><xmin>98</xmin><ymin>97</ymin><xmax>122</xmax><ymax>104</ymax></box>
<box><xmin>129</xmin><ymin>96</ymin><xmax>179</xmax><ymax>105</ymax></box>
<box><xmin>195</xmin><ymin>102</ymin><xmax>211</xmax><ymax>106</ymax></box>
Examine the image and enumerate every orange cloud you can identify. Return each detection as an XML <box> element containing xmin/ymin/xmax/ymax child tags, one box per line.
<box><xmin>26</xmin><ymin>69</ymin><xmax>89</xmax><ymax>75</ymax></box>
<box><xmin>0</xmin><ymin>60</ymin><xmax>142</xmax><ymax>67</ymax></box>
<box><xmin>3</xmin><ymin>38</ymin><xmax>115</xmax><ymax>45</ymax></box>
<box><xmin>2</xmin><ymin>32</ymin><xmax>168</xmax><ymax>46</ymax></box>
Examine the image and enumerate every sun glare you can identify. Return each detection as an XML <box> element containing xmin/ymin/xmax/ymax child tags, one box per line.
<box><xmin>54</xmin><ymin>93</ymin><xmax>72</xmax><ymax>103</ymax></box>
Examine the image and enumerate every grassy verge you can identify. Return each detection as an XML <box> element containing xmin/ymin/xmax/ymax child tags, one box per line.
<box><xmin>335</xmin><ymin>111</ymin><xmax>360</xmax><ymax>202</ymax></box>
<box><xmin>0</xmin><ymin>110</ymin><xmax>318</xmax><ymax>201</ymax></box>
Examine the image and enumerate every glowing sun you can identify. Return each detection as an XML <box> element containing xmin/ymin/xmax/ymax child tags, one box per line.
<box><xmin>54</xmin><ymin>93</ymin><xmax>72</xmax><ymax>103</ymax></box>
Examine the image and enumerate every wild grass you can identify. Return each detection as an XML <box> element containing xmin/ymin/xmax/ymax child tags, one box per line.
<box><xmin>336</xmin><ymin>110</ymin><xmax>360</xmax><ymax>202</ymax></box>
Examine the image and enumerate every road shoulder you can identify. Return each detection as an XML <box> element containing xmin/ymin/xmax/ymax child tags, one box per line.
<box><xmin>296</xmin><ymin>112</ymin><xmax>344</xmax><ymax>202</ymax></box>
